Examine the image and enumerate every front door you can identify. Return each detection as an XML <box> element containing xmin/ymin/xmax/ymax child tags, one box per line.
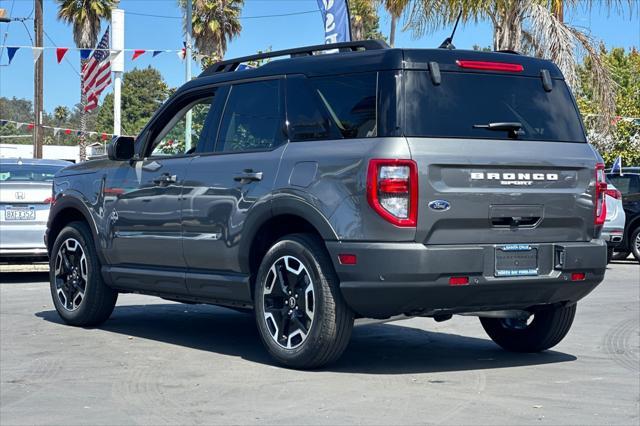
<box><xmin>104</xmin><ymin>93</ymin><xmax>216</xmax><ymax>293</ymax></box>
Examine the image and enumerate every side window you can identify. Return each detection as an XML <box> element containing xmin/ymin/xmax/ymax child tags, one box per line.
<box><xmin>149</xmin><ymin>96</ymin><xmax>214</xmax><ymax>157</ymax></box>
<box><xmin>308</xmin><ymin>72</ymin><xmax>377</xmax><ymax>139</ymax></box>
<box><xmin>286</xmin><ymin>77</ymin><xmax>334</xmax><ymax>142</ymax></box>
<box><xmin>217</xmin><ymin>79</ymin><xmax>285</xmax><ymax>152</ymax></box>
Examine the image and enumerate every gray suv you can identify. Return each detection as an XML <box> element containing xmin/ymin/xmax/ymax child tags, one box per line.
<box><xmin>46</xmin><ymin>41</ymin><xmax>608</xmax><ymax>368</ymax></box>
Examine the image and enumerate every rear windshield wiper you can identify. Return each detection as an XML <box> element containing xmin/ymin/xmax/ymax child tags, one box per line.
<box><xmin>473</xmin><ymin>122</ymin><xmax>523</xmax><ymax>139</ymax></box>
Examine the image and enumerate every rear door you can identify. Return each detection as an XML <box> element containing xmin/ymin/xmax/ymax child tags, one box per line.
<box><xmin>181</xmin><ymin>78</ymin><xmax>286</xmax><ymax>301</ymax></box>
<box><xmin>402</xmin><ymin>66</ymin><xmax>598</xmax><ymax>246</ymax></box>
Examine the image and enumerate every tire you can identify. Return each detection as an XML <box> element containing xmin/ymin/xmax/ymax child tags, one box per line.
<box><xmin>49</xmin><ymin>221</ymin><xmax>118</xmax><ymax>326</ymax></box>
<box><xmin>254</xmin><ymin>233</ymin><xmax>354</xmax><ymax>369</ymax></box>
<box><xmin>630</xmin><ymin>227</ymin><xmax>640</xmax><ymax>263</ymax></box>
<box><xmin>611</xmin><ymin>251</ymin><xmax>630</xmax><ymax>261</ymax></box>
<box><xmin>480</xmin><ymin>304</ymin><xmax>576</xmax><ymax>352</ymax></box>
<box><xmin>607</xmin><ymin>246</ymin><xmax>614</xmax><ymax>264</ymax></box>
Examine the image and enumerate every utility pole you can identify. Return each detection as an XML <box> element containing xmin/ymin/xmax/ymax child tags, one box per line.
<box><xmin>184</xmin><ymin>0</ymin><xmax>192</xmax><ymax>149</ymax></box>
<box><xmin>33</xmin><ymin>0</ymin><xmax>43</xmax><ymax>159</ymax></box>
<box><xmin>112</xmin><ymin>9</ymin><xmax>124</xmax><ymax>137</ymax></box>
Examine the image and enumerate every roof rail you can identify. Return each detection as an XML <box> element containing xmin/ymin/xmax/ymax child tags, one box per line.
<box><xmin>199</xmin><ymin>40</ymin><xmax>390</xmax><ymax>77</ymax></box>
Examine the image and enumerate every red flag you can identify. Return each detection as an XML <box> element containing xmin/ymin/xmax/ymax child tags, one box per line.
<box><xmin>56</xmin><ymin>48</ymin><xmax>69</xmax><ymax>63</ymax></box>
<box><xmin>27</xmin><ymin>123</ymin><xmax>34</xmax><ymax>130</ymax></box>
<box><xmin>101</xmin><ymin>133</ymin><xmax>108</xmax><ymax>141</ymax></box>
<box><xmin>64</xmin><ymin>129</ymin><xmax>72</xmax><ymax>135</ymax></box>
<box><xmin>132</xmin><ymin>49</ymin><xmax>146</xmax><ymax>60</ymax></box>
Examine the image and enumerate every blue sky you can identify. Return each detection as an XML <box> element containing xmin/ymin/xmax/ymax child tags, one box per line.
<box><xmin>0</xmin><ymin>0</ymin><xmax>638</xmax><ymax>112</ymax></box>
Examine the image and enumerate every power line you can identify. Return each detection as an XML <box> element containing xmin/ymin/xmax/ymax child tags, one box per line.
<box><xmin>126</xmin><ymin>9</ymin><xmax>319</xmax><ymax>20</ymax></box>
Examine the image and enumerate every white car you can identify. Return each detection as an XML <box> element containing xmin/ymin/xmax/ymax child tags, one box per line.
<box><xmin>602</xmin><ymin>181</ymin><xmax>626</xmax><ymax>263</ymax></box>
<box><xmin>0</xmin><ymin>158</ymin><xmax>71</xmax><ymax>262</ymax></box>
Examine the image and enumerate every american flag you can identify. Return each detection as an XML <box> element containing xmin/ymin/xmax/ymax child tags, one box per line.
<box><xmin>82</xmin><ymin>27</ymin><xmax>111</xmax><ymax>112</ymax></box>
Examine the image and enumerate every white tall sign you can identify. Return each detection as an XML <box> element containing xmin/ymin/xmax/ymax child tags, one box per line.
<box><xmin>111</xmin><ymin>9</ymin><xmax>125</xmax><ymax>137</ymax></box>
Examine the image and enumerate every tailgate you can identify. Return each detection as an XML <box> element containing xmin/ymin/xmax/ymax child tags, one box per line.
<box><xmin>408</xmin><ymin>138</ymin><xmax>598</xmax><ymax>245</ymax></box>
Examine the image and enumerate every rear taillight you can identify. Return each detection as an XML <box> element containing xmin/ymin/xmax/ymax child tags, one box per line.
<box><xmin>367</xmin><ymin>159</ymin><xmax>418</xmax><ymax>227</ymax></box>
<box><xmin>456</xmin><ymin>60</ymin><xmax>524</xmax><ymax>73</ymax></box>
<box><xmin>605</xmin><ymin>188</ymin><xmax>621</xmax><ymax>200</ymax></box>
<box><xmin>595</xmin><ymin>163</ymin><xmax>607</xmax><ymax>225</ymax></box>
<box><xmin>43</xmin><ymin>196</ymin><xmax>54</xmax><ymax>204</ymax></box>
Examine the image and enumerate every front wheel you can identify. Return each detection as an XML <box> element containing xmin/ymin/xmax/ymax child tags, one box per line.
<box><xmin>254</xmin><ymin>233</ymin><xmax>354</xmax><ymax>369</ymax></box>
<box><xmin>480</xmin><ymin>304</ymin><xmax>576</xmax><ymax>352</ymax></box>
<box><xmin>50</xmin><ymin>221</ymin><xmax>118</xmax><ymax>326</ymax></box>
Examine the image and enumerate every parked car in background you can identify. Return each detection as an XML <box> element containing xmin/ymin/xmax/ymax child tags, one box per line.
<box><xmin>602</xmin><ymin>182</ymin><xmax>626</xmax><ymax>262</ymax></box>
<box><xmin>0</xmin><ymin>158</ymin><xmax>71</xmax><ymax>262</ymax></box>
<box><xmin>606</xmin><ymin>168</ymin><xmax>640</xmax><ymax>262</ymax></box>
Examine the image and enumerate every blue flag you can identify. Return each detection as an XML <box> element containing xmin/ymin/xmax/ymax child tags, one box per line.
<box><xmin>611</xmin><ymin>155</ymin><xmax>622</xmax><ymax>175</ymax></box>
<box><xmin>317</xmin><ymin>0</ymin><xmax>351</xmax><ymax>44</ymax></box>
<box><xmin>80</xmin><ymin>49</ymin><xmax>93</xmax><ymax>60</ymax></box>
<box><xmin>7</xmin><ymin>47</ymin><xmax>19</xmax><ymax>63</ymax></box>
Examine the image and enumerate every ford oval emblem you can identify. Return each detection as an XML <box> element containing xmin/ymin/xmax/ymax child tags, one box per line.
<box><xmin>428</xmin><ymin>200</ymin><xmax>450</xmax><ymax>211</ymax></box>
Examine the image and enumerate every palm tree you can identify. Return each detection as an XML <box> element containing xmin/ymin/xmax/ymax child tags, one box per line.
<box><xmin>383</xmin><ymin>0</ymin><xmax>410</xmax><ymax>47</ymax></box>
<box><xmin>55</xmin><ymin>0</ymin><xmax>115</xmax><ymax>160</ymax></box>
<box><xmin>54</xmin><ymin>105</ymin><xmax>70</xmax><ymax>126</ymax></box>
<box><xmin>182</xmin><ymin>0</ymin><xmax>243</xmax><ymax>64</ymax></box>
<box><xmin>404</xmin><ymin>0</ymin><xmax>636</xmax><ymax>133</ymax></box>
<box><xmin>349</xmin><ymin>0</ymin><xmax>385</xmax><ymax>41</ymax></box>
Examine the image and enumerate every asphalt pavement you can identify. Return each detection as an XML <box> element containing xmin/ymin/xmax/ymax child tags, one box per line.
<box><xmin>1</xmin><ymin>259</ymin><xmax>638</xmax><ymax>425</ymax></box>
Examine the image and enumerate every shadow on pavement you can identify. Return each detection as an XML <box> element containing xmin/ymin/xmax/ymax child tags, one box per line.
<box><xmin>36</xmin><ymin>302</ymin><xmax>576</xmax><ymax>374</ymax></box>
<box><xmin>0</xmin><ymin>272</ymin><xmax>49</xmax><ymax>283</ymax></box>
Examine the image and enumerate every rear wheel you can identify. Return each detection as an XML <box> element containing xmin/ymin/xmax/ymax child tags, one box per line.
<box><xmin>611</xmin><ymin>251</ymin><xmax>630</xmax><ymax>261</ymax></box>
<box><xmin>480</xmin><ymin>304</ymin><xmax>576</xmax><ymax>352</ymax></box>
<box><xmin>254</xmin><ymin>233</ymin><xmax>354</xmax><ymax>369</ymax></box>
<box><xmin>630</xmin><ymin>227</ymin><xmax>640</xmax><ymax>263</ymax></box>
<box><xmin>50</xmin><ymin>222</ymin><xmax>117</xmax><ymax>326</ymax></box>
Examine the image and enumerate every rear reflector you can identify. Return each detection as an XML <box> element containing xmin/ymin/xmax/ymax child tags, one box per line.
<box><xmin>571</xmin><ymin>272</ymin><xmax>586</xmax><ymax>282</ymax></box>
<box><xmin>456</xmin><ymin>60</ymin><xmax>524</xmax><ymax>72</ymax></box>
<box><xmin>338</xmin><ymin>254</ymin><xmax>357</xmax><ymax>265</ymax></box>
<box><xmin>449</xmin><ymin>276</ymin><xmax>469</xmax><ymax>286</ymax></box>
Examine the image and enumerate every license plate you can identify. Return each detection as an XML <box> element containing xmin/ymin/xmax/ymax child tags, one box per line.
<box><xmin>495</xmin><ymin>244</ymin><xmax>538</xmax><ymax>277</ymax></box>
<box><xmin>5</xmin><ymin>207</ymin><xmax>36</xmax><ymax>221</ymax></box>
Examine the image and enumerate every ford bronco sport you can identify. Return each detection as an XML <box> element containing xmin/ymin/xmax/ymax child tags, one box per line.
<box><xmin>46</xmin><ymin>41</ymin><xmax>608</xmax><ymax>368</ymax></box>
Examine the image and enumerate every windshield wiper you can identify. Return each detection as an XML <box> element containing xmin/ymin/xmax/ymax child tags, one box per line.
<box><xmin>473</xmin><ymin>122</ymin><xmax>523</xmax><ymax>139</ymax></box>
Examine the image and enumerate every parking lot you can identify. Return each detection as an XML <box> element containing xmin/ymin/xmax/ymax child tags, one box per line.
<box><xmin>0</xmin><ymin>260</ymin><xmax>638</xmax><ymax>425</ymax></box>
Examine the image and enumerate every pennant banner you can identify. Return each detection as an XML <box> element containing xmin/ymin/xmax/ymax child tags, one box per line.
<box><xmin>32</xmin><ymin>47</ymin><xmax>43</xmax><ymax>64</ymax></box>
<box><xmin>80</xmin><ymin>49</ymin><xmax>92</xmax><ymax>60</ymax></box>
<box><xmin>152</xmin><ymin>50</ymin><xmax>163</xmax><ymax>57</ymax></box>
<box><xmin>56</xmin><ymin>47</ymin><xmax>69</xmax><ymax>63</ymax></box>
<box><xmin>7</xmin><ymin>47</ymin><xmax>19</xmax><ymax>63</ymax></box>
<box><xmin>132</xmin><ymin>49</ymin><xmax>146</xmax><ymax>60</ymax></box>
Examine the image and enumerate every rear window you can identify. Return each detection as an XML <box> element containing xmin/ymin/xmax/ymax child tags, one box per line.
<box><xmin>607</xmin><ymin>174</ymin><xmax>640</xmax><ymax>195</ymax></box>
<box><xmin>0</xmin><ymin>164</ymin><xmax>65</xmax><ymax>182</ymax></box>
<box><xmin>404</xmin><ymin>71</ymin><xmax>586</xmax><ymax>142</ymax></box>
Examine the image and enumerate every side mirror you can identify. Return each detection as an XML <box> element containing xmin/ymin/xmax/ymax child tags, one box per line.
<box><xmin>107</xmin><ymin>136</ymin><xmax>135</xmax><ymax>161</ymax></box>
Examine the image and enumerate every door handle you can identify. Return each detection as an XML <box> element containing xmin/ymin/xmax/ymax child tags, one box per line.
<box><xmin>153</xmin><ymin>173</ymin><xmax>177</xmax><ymax>185</ymax></box>
<box><xmin>234</xmin><ymin>169</ymin><xmax>263</xmax><ymax>183</ymax></box>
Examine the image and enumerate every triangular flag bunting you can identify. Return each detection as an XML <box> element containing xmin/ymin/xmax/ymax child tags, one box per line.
<box><xmin>7</xmin><ymin>47</ymin><xmax>19</xmax><ymax>64</ymax></box>
<box><xmin>56</xmin><ymin>48</ymin><xmax>69</xmax><ymax>63</ymax></box>
<box><xmin>16</xmin><ymin>122</ymin><xmax>24</xmax><ymax>130</ymax></box>
<box><xmin>80</xmin><ymin>49</ymin><xmax>92</xmax><ymax>60</ymax></box>
<box><xmin>53</xmin><ymin>128</ymin><xmax>60</xmax><ymax>136</ymax></box>
<box><xmin>0</xmin><ymin>120</ymin><xmax>7</xmax><ymax>127</ymax></box>
<box><xmin>101</xmin><ymin>133</ymin><xmax>108</xmax><ymax>141</ymax></box>
<box><xmin>132</xmin><ymin>49</ymin><xmax>146</xmax><ymax>60</ymax></box>
<box><xmin>32</xmin><ymin>47</ymin><xmax>43</xmax><ymax>64</ymax></box>
<box><xmin>64</xmin><ymin>129</ymin><xmax>72</xmax><ymax>135</ymax></box>
<box><xmin>76</xmin><ymin>130</ymin><xmax>83</xmax><ymax>136</ymax></box>
<box><xmin>27</xmin><ymin>123</ymin><xmax>35</xmax><ymax>130</ymax></box>
<box><xmin>177</xmin><ymin>49</ymin><xmax>186</xmax><ymax>61</ymax></box>
<box><xmin>108</xmin><ymin>50</ymin><xmax>121</xmax><ymax>62</ymax></box>
<box><xmin>152</xmin><ymin>50</ymin><xmax>163</xmax><ymax>57</ymax></box>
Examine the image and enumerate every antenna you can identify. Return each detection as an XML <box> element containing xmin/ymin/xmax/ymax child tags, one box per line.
<box><xmin>438</xmin><ymin>10</ymin><xmax>463</xmax><ymax>50</ymax></box>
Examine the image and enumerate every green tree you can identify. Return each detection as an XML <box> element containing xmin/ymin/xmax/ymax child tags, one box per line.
<box><xmin>382</xmin><ymin>0</ymin><xmax>410</xmax><ymax>46</ymax></box>
<box><xmin>349</xmin><ymin>0</ymin><xmax>385</xmax><ymax>41</ymax></box>
<box><xmin>53</xmin><ymin>105</ymin><xmax>70</xmax><ymax>125</ymax></box>
<box><xmin>577</xmin><ymin>47</ymin><xmax>640</xmax><ymax>165</ymax></box>
<box><xmin>97</xmin><ymin>67</ymin><xmax>170</xmax><ymax>136</ymax></box>
<box><xmin>182</xmin><ymin>0</ymin><xmax>243</xmax><ymax>65</ymax></box>
<box><xmin>0</xmin><ymin>97</ymin><xmax>34</xmax><ymax>145</ymax></box>
<box><xmin>405</xmin><ymin>0</ymin><xmax>635</xmax><ymax>132</ymax></box>
<box><xmin>55</xmin><ymin>0</ymin><xmax>116</xmax><ymax>159</ymax></box>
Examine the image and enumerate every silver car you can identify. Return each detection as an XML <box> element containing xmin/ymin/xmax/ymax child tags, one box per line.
<box><xmin>602</xmin><ymin>181</ymin><xmax>626</xmax><ymax>262</ymax></box>
<box><xmin>0</xmin><ymin>158</ymin><xmax>71</xmax><ymax>261</ymax></box>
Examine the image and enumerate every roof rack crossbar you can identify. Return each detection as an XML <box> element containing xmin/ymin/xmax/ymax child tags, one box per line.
<box><xmin>199</xmin><ymin>40</ymin><xmax>389</xmax><ymax>77</ymax></box>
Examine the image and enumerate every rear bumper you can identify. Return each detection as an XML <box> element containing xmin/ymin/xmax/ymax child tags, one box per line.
<box><xmin>326</xmin><ymin>240</ymin><xmax>607</xmax><ymax>318</ymax></box>
<box><xmin>0</xmin><ymin>223</ymin><xmax>48</xmax><ymax>259</ymax></box>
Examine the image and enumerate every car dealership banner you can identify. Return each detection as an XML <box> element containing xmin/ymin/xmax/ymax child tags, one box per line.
<box><xmin>317</xmin><ymin>0</ymin><xmax>351</xmax><ymax>44</ymax></box>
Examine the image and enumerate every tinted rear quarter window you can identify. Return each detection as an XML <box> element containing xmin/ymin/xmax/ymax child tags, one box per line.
<box><xmin>307</xmin><ymin>73</ymin><xmax>377</xmax><ymax>139</ymax></box>
<box><xmin>404</xmin><ymin>71</ymin><xmax>585</xmax><ymax>142</ymax></box>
